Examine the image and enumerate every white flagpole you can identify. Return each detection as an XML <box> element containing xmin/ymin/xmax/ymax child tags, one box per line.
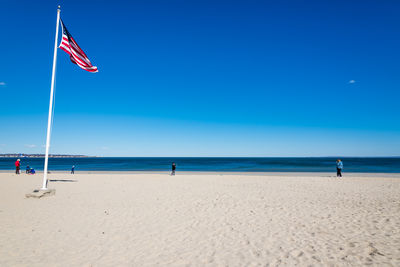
<box><xmin>41</xmin><ymin>6</ymin><xmax>61</xmax><ymax>190</ymax></box>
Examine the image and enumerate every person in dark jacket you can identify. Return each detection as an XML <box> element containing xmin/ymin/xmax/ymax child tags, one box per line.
<box><xmin>171</xmin><ymin>162</ymin><xmax>176</xmax><ymax>176</ymax></box>
<box><xmin>336</xmin><ymin>159</ymin><xmax>343</xmax><ymax>177</ymax></box>
<box><xmin>26</xmin><ymin>165</ymin><xmax>31</xmax><ymax>174</ymax></box>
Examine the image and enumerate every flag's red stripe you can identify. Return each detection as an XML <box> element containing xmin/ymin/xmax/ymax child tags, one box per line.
<box><xmin>69</xmin><ymin>37</ymin><xmax>89</xmax><ymax>58</ymax></box>
<box><xmin>68</xmin><ymin>46</ymin><xmax>92</xmax><ymax>66</ymax></box>
<box><xmin>60</xmin><ymin>45</ymin><xmax>72</xmax><ymax>57</ymax></box>
<box><xmin>66</xmin><ymin>50</ymin><xmax>97</xmax><ymax>71</ymax></box>
<box><xmin>61</xmin><ymin>44</ymin><xmax>98</xmax><ymax>72</ymax></box>
<box><xmin>68</xmin><ymin>48</ymin><xmax>91</xmax><ymax>67</ymax></box>
<box><xmin>60</xmin><ymin>40</ymin><xmax>94</xmax><ymax>69</ymax></box>
<box><xmin>62</xmin><ymin>36</ymin><xmax>90</xmax><ymax>62</ymax></box>
<box><xmin>60</xmin><ymin>41</ymin><xmax>93</xmax><ymax>68</ymax></box>
<box><xmin>61</xmin><ymin>38</ymin><xmax>92</xmax><ymax>66</ymax></box>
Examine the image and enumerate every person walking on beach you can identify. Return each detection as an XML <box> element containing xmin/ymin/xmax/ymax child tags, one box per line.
<box><xmin>171</xmin><ymin>162</ymin><xmax>176</xmax><ymax>176</ymax></box>
<box><xmin>336</xmin><ymin>159</ymin><xmax>343</xmax><ymax>177</ymax></box>
<box><xmin>15</xmin><ymin>159</ymin><xmax>21</xmax><ymax>174</ymax></box>
<box><xmin>71</xmin><ymin>165</ymin><xmax>75</xmax><ymax>174</ymax></box>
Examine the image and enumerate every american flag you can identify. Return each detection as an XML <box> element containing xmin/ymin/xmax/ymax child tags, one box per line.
<box><xmin>59</xmin><ymin>20</ymin><xmax>98</xmax><ymax>73</ymax></box>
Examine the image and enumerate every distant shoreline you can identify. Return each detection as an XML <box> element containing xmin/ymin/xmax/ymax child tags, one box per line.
<box><xmin>1</xmin><ymin>155</ymin><xmax>399</xmax><ymax>158</ymax></box>
<box><xmin>0</xmin><ymin>154</ymin><xmax>91</xmax><ymax>158</ymax></box>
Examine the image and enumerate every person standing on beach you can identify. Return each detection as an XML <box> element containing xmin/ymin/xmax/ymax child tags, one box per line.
<box><xmin>71</xmin><ymin>165</ymin><xmax>75</xmax><ymax>174</ymax></box>
<box><xmin>336</xmin><ymin>159</ymin><xmax>343</xmax><ymax>177</ymax></box>
<box><xmin>26</xmin><ymin>165</ymin><xmax>30</xmax><ymax>174</ymax></box>
<box><xmin>171</xmin><ymin>162</ymin><xmax>176</xmax><ymax>176</ymax></box>
<box><xmin>15</xmin><ymin>159</ymin><xmax>21</xmax><ymax>174</ymax></box>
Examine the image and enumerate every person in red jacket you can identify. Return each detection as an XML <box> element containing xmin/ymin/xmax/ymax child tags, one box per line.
<box><xmin>15</xmin><ymin>159</ymin><xmax>21</xmax><ymax>174</ymax></box>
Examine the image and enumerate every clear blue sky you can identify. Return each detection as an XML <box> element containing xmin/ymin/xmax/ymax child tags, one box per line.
<box><xmin>0</xmin><ymin>0</ymin><xmax>399</xmax><ymax>156</ymax></box>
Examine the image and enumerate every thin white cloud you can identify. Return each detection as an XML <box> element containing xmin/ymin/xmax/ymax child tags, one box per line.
<box><xmin>0</xmin><ymin>82</ymin><xmax>5</xmax><ymax>86</ymax></box>
<box><xmin>25</xmin><ymin>144</ymin><xmax>37</xmax><ymax>148</ymax></box>
<box><xmin>349</xmin><ymin>80</ymin><xmax>356</xmax><ymax>84</ymax></box>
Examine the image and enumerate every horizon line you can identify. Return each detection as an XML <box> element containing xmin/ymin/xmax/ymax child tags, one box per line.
<box><xmin>1</xmin><ymin>154</ymin><xmax>400</xmax><ymax>158</ymax></box>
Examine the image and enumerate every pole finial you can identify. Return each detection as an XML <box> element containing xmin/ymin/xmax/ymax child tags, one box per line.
<box><xmin>58</xmin><ymin>5</ymin><xmax>61</xmax><ymax>9</ymax></box>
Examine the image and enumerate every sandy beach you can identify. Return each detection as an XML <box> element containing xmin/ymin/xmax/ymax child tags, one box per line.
<box><xmin>0</xmin><ymin>172</ymin><xmax>399</xmax><ymax>266</ymax></box>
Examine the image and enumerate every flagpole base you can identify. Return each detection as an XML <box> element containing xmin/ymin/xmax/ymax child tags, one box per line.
<box><xmin>26</xmin><ymin>188</ymin><xmax>56</xmax><ymax>198</ymax></box>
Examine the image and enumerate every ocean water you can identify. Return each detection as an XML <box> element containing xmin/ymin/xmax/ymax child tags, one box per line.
<box><xmin>1</xmin><ymin>157</ymin><xmax>400</xmax><ymax>173</ymax></box>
